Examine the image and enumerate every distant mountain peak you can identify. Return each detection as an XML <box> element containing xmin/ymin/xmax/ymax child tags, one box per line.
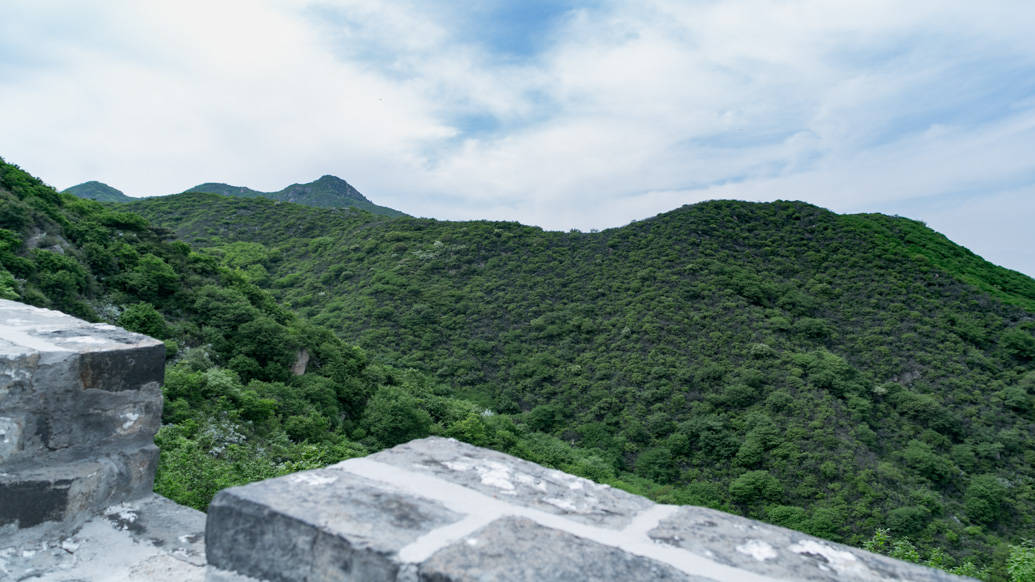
<box><xmin>182</xmin><ymin>175</ymin><xmax>404</xmax><ymax>216</ymax></box>
<box><xmin>62</xmin><ymin>181</ymin><xmax>132</xmax><ymax>202</ymax></box>
<box><xmin>286</xmin><ymin>175</ymin><xmax>367</xmax><ymax>204</ymax></box>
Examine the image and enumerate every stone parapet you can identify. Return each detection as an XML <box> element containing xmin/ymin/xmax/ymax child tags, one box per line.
<box><xmin>206</xmin><ymin>437</ymin><xmax>972</xmax><ymax>582</ymax></box>
<box><xmin>0</xmin><ymin>299</ymin><xmax>164</xmax><ymax>536</ymax></box>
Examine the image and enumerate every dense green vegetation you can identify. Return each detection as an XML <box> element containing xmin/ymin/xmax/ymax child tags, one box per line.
<box><xmin>62</xmin><ymin>180</ymin><xmax>133</xmax><ymax>202</ymax></box>
<box><xmin>128</xmin><ymin>191</ymin><xmax>1035</xmax><ymax>579</ymax></box>
<box><xmin>4</xmin><ymin>154</ymin><xmax>1035</xmax><ymax>579</ymax></box>
<box><xmin>0</xmin><ymin>157</ymin><xmax>587</xmax><ymax>509</ymax></box>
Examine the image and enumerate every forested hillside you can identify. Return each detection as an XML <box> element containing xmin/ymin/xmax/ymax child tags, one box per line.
<box><xmin>0</xmin><ymin>157</ymin><xmax>600</xmax><ymax>515</ymax></box>
<box><xmin>4</xmin><ymin>155</ymin><xmax>1034</xmax><ymax>579</ymax></box>
<box><xmin>128</xmin><ymin>190</ymin><xmax>1035</xmax><ymax>579</ymax></box>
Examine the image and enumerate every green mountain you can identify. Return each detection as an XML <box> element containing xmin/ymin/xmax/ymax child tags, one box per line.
<box><xmin>129</xmin><ymin>190</ymin><xmax>1035</xmax><ymax>578</ymax></box>
<box><xmin>5</xmin><ymin>155</ymin><xmax>1035</xmax><ymax>579</ymax></box>
<box><xmin>183</xmin><ymin>174</ymin><xmax>406</xmax><ymax>217</ymax></box>
<box><xmin>0</xmin><ymin>156</ymin><xmax>535</xmax><ymax>513</ymax></box>
<box><xmin>63</xmin><ymin>180</ymin><xmax>133</xmax><ymax>202</ymax></box>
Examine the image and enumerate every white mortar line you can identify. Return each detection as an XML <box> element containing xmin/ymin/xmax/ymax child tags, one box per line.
<box><xmin>622</xmin><ymin>503</ymin><xmax>680</xmax><ymax>537</ymax></box>
<box><xmin>397</xmin><ymin>512</ymin><xmax>499</xmax><ymax>563</ymax></box>
<box><xmin>337</xmin><ymin>458</ymin><xmax>787</xmax><ymax>582</ymax></box>
<box><xmin>0</xmin><ymin>327</ymin><xmax>68</xmax><ymax>353</ymax></box>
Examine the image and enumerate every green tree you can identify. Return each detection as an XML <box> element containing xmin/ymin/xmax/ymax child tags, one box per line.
<box><xmin>729</xmin><ymin>470</ymin><xmax>782</xmax><ymax>504</ymax></box>
<box><xmin>362</xmin><ymin>386</ymin><xmax>432</xmax><ymax>447</ymax></box>
<box><xmin>123</xmin><ymin>253</ymin><xmax>179</xmax><ymax>300</ymax></box>
<box><xmin>118</xmin><ymin>302</ymin><xmax>170</xmax><ymax>339</ymax></box>
<box><xmin>965</xmin><ymin>474</ymin><xmax>1008</xmax><ymax>525</ymax></box>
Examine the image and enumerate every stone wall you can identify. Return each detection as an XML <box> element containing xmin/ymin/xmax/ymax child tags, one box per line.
<box><xmin>0</xmin><ymin>299</ymin><xmax>974</xmax><ymax>581</ymax></box>
<box><xmin>206</xmin><ymin>437</ymin><xmax>970</xmax><ymax>582</ymax></box>
<box><xmin>0</xmin><ymin>299</ymin><xmax>164</xmax><ymax>538</ymax></box>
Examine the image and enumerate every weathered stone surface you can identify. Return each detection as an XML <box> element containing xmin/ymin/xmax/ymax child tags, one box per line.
<box><xmin>0</xmin><ymin>302</ymin><xmax>201</xmax><ymax>581</ymax></box>
<box><xmin>648</xmin><ymin>506</ymin><xmax>965</xmax><ymax>581</ymax></box>
<box><xmin>0</xmin><ymin>494</ymin><xmax>206</xmax><ymax>582</ymax></box>
<box><xmin>0</xmin><ymin>442</ymin><xmax>158</xmax><ymax>532</ymax></box>
<box><xmin>40</xmin><ymin>382</ymin><xmax>163</xmax><ymax>450</ymax></box>
<box><xmin>0</xmin><ymin>299</ymin><xmax>164</xmax><ymax>535</ymax></box>
<box><xmin>206</xmin><ymin>469</ymin><xmax>463</xmax><ymax>582</ymax></box>
<box><xmin>0</xmin><ymin>299</ymin><xmax>164</xmax><ymax>464</ymax></box>
<box><xmin>419</xmin><ymin>516</ymin><xmax>703</xmax><ymax>582</ymax></box>
<box><xmin>78</xmin><ymin>344</ymin><xmax>166</xmax><ymax>392</ymax></box>
<box><xmin>365</xmin><ymin>437</ymin><xmax>653</xmax><ymax>529</ymax></box>
<box><xmin>204</xmin><ymin>437</ymin><xmax>974</xmax><ymax>582</ymax></box>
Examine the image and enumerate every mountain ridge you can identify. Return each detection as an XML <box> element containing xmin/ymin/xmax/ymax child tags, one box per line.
<box><xmin>184</xmin><ymin>174</ymin><xmax>404</xmax><ymax>216</ymax></box>
<box><xmin>62</xmin><ymin>180</ymin><xmax>132</xmax><ymax>202</ymax></box>
<box><xmin>6</xmin><ymin>154</ymin><xmax>1035</xmax><ymax>579</ymax></box>
<box><xmin>62</xmin><ymin>175</ymin><xmax>407</xmax><ymax>217</ymax></box>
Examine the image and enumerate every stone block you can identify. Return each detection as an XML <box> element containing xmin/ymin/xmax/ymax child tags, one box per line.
<box><xmin>647</xmin><ymin>506</ymin><xmax>965</xmax><ymax>581</ymax></box>
<box><xmin>0</xmin><ymin>442</ymin><xmax>158</xmax><ymax>531</ymax></box>
<box><xmin>1</xmin><ymin>300</ymin><xmax>164</xmax><ymax>461</ymax></box>
<box><xmin>365</xmin><ymin>437</ymin><xmax>653</xmax><ymax>529</ymax></box>
<box><xmin>206</xmin><ymin>469</ymin><xmax>463</xmax><ymax>582</ymax></box>
<box><xmin>78</xmin><ymin>343</ymin><xmax>166</xmax><ymax>392</ymax></box>
<box><xmin>1</xmin><ymin>299</ymin><xmax>165</xmax><ymax>534</ymax></box>
<box><xmin>204</xmin><ymin>437</ymin><xmax>975</xmax><ymax>582</ymax></box>
<box><xmin>39</xmin><ymin>382</ymin><xmax>163</xmax><ymax>451</ymax></box>
<box><xmin>419</xmin><ymin>516</ymin><xmax>700</xmax><ymax>581</ymax></box>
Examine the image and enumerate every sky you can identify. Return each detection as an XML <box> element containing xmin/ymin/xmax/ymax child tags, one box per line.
<box><xmin>2</xmin><ymin>1</ymin><xmax>1034</xmax><ymax>277</ymax></box>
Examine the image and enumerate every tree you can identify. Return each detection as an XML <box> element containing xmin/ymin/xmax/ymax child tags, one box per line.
<box><xmin>362</xmin><ymin>386</ymin><xmax>431</xmax><ymax>447</ymax></box>
<box><xmin>729</xmin><ymin>470</ymin><xmax>782</xmax><ymax>504</ymax></box>
<box><xmin>123</xmin><ymin>253</ymin><xmax>178</xmax><ymax>300</ymax></box>
<box><xmin>1002</xmin><ymin>328</ymin><xmax>1035</xmax><ymax>362</ymax></box>
<box><xmin>118</xmin><ymin>302</ymin><xmax>169</xmax><ymax>339</ymax></box>
<box><xmin>964</xmin><ymin>474</ymin><xmax>1007</xmax><ymax>525</ymax></box>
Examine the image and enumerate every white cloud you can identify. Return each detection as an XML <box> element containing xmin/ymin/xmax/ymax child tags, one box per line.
<box><xmin>0</xmin><ymin>0</ymin><xmax>1033</xmax><ymax>275</ymax></box>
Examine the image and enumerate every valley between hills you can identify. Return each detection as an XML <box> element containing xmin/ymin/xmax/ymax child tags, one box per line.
<box><xmin>4</xmin><ymin>156</ymin><xmax>1035</xmax><ymax>579</ymax></box>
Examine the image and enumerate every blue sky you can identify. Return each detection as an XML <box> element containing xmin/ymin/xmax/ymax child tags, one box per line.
<box><xmin>1</xmin><ymin>0</ymin><xmax>1033</xmax><ymax>277</ymax></box>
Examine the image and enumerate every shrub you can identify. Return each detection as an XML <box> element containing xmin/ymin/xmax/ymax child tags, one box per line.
<box><xmin>729</xmin><ymin>470</ymin><xmax>782</xmax><ymax>504</ymax></box>
<box><xmin>964</xmin><ymin>474</ymin><xmax>1008</xmax><ymax>525</ymax></box>
<box><xmin>363</xmin><ymin>386</ymin><xmax>431</xmax><ymax>447</ymax></box>
<box><xmin>118</xmin><ymin>302</ymin><xmax>169</xmax><ymax>339</ymax></box>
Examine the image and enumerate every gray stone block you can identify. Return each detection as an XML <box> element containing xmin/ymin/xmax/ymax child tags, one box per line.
<box><xmin>419</xmin><ymin>516</ymin><xmax>705</xmax><ymax>582</ymax></box>
<box><xmin>1</xmin><ymin>299</ymin><xmax>165</xmax><ymax>534</ymax></box>
<box><xmin>204</xmin><ymin>437</ymin><xmax>975</xmax><ymax>582</ymax></box>
<box><xmin>0</xmin><ymin>442</ymin><xmax>158</xmax><ymax>532</ymax></box>
<box><xmin>1</xmin><ymin>301</ymin><xmax>164</xmax><ymax>440</ymax></box>
<box><xmin>0</xmin><ymin>494</ymin><xmax>207</xmax><ymax>582</ymax></box>
<box><xmin>366</xmin><ymin>437</ymin><xmax>652</xmax><ymax>529</ymax></box>
<box><xmin>206</xmin><ymin>468</ymin><xmax>463</xmax><ymax>582</ymax></box>
<box><xmin>648</xmin><ymin>506</ymin><xmax>966</xmax><ymax>582</ymax></box>
<box><xmin>39</xmin><ymin>382</ymin><xmax>163</xmax><ymax>451</ymax></box>
<box><xmin>78</xmin><ymin>343</ymin><xmax>166</xmax><ymax>392</ymax></box>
